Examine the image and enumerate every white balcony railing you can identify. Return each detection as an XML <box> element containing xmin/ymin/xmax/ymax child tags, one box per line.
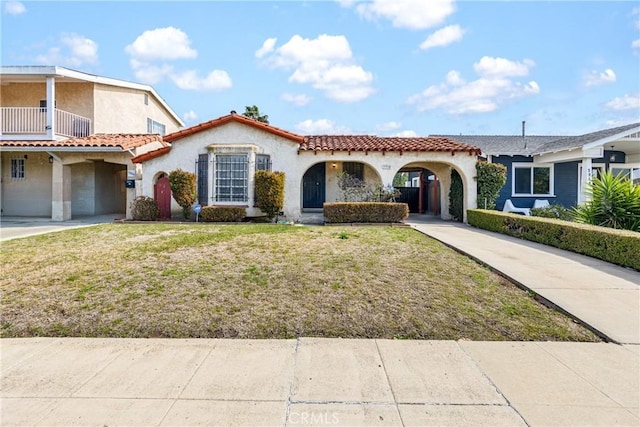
<box><xmin>0</xmin><ymin>107</ymin><xmax>91</xmax><ymax>138</ymax></box>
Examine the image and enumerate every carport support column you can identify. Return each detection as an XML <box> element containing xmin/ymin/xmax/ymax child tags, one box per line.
<box><xmin>46</xmin><ymin>76</ymin><xmax>56</xmax><ymax>140</ymax></box>
<box><xmin>51</xmin><ymin>160</ymin><xmax>71</xmax><ymax>221</ymax></box>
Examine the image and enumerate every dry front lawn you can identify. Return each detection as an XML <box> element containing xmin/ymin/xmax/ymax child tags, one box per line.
<box><xmin>0</xmin><ymin>224</ymin><xmax>599</xmax><ymax>341</ymax></box>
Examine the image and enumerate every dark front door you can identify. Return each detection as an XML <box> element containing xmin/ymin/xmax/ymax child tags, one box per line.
<box><xmin>303</xmin><ymin>163</ymin><xmax>326</xmax><ymax>209</ymax></box>
<box><xmin>154</xmin><ymin>176</ymin><xmax>172</xmax><ymax>219</ymax></box>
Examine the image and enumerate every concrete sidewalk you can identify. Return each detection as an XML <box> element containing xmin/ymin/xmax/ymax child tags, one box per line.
<box><xmin>1</xmin><ymin>338</ymin><xmax>638</xmax><ymax>426</ymax></box>
<box><xmin>407</xmin><ymin>217</ymin><xmax>640</xmax><ymax>345</ymax></box>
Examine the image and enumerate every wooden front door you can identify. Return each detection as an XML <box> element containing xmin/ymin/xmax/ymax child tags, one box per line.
<box><xmin>154</xmin><ymin>176</ymin><xmax>171</xmax><ymax>219</ymax></box>
<box><xmin>302</xmin><ymin>163</ymin><xmax>326</xmax><ymax>209</ymax></box>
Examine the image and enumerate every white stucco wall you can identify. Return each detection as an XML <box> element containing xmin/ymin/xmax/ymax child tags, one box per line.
<box><xmin>139</xmin><ymin>121</ymin><xmax>302</xmax><ymax>219</ymax></box>
<box><xmin>138</xmin><ymin>121</ymin><xmax>478</xmax><ymax>222</ymax></box>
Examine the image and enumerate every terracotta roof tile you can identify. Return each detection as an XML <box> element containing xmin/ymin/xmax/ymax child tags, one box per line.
<box><xmin>0</xmin><ymin>134</ymin><xmax>166</xmax><ymax>150</ymax></box>
<box><xmin>300</xmin><ymin>135</ymin><xmax>481</xmax><ymax>154</ymax></box>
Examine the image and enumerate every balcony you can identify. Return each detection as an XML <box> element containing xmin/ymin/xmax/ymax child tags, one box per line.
<box><xmin>0</xmin><ymin>107</ymin><xmax>91</xmax><ymax>139</ymax></box>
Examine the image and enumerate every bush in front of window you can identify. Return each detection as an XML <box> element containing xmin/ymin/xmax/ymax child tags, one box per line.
<box><xmin>131</xmin><ymin>196</ymin><xmax>159</xmax><ymax>221</ymax></box>
<box><xmin>200</xmin><ymin>206</ymin><xmax>246</xmax><ymax>222</ymax></box>
<box><xmin>531</xmin><ymin>204</ymin><xmax>574</xmax><ymax>221</ymax></box>
<box><xmin>324</xmin><ymin>202</ymin><xmax>409</xmax><ymax>223</ymax></box>
<box><xmin>467</xmin><ymin>209</ymin><xmax>640</xmax><ymax>271</ymax></box>
<box><xmin>169</xmin><ymin>169</ymin><xmax>196</xmax><ymax>220</ymax></box>
<box><xmin>254</xmin><ymin>170</ymin><xmax>285</xmax><ymax>222</ymax></box>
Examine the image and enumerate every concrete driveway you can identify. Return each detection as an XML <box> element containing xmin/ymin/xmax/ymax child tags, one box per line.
<box><xmin>0</xmin><ymin>214</ymin><xmax>123</xmax><ymax>242</ymax></box>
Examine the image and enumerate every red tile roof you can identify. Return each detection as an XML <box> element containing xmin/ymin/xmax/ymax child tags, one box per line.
<box><xmin>164</xmin><ymin>113</ymin><xmax>305</xmax><ymax>143</ymax></box>
<box><xmin>300</xmin><ymin>135</ymin><xmax>481</xmax><ymax>155</ymax></box>
<box><xmin>131</xmin><ymin>146</ymin><xmax>171</xmax><ymax>164</ymax></box>
<box><xmin>0</xmin><ymin>134</ymin><xmax>166</xmax><ymax>150</ymax></box>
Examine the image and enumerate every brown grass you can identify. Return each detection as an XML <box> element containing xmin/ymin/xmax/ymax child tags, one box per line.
<box><xmin>0</xmin><ymin>223</ymin><xmax>600</xmax><ymax>341</ymax></box>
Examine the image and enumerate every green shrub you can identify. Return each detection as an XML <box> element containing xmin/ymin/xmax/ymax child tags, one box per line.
<box><xmin>255</xmin><ymin>170</ymin><xmax>285</xmax><ymax>221</ymax></box>
<box><xmin>130</xmin><ymin>196</ymin><xmax>159</xmax><ymax>221</ymax></box>
<box><xmin>200</xmin><ymin>206</ymin><xmax>246</xmax><ymax>222</ymax></box>
<box><xmin>449</xmin><ymin>169</ymin><xmax>463</xmax><ymax>222</ymax></box>
<box><xmin>476</xmin><ymin>161</ymin><xmax>507</xmax><ymax>210</ymax></box>
<box><xmin>468</xmin><ymin>209</ymin><xmax>640</xmax><ymax>271</ymax></box>
<box><xmin>169</xmin><ymin>169</ymin><xmax>196</xmax><ymax>220</ymax></box>
<box><xmin>573</xmin><ymin>171</ymin><xmax>640</xmax><ymax>232</ymax></box>
<box><xmin>324</xmin><ymin>202</ymin><xmax>409</xmax><ymax>223</ymax></box>
<box><xmin>531</xmin><ymin>204</ymin><xmax>574</xmax><ymax>221</ymax></box>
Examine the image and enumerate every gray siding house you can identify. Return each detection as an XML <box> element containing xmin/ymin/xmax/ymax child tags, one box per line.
<box><xmin>436</xmin><ymin>122</ymin><xmax>640</xmax><ymax>211</ymax></box>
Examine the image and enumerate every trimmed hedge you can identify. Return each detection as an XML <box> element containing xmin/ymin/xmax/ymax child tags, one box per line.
<box><xmin>130</xmin><ymin>196</ymin><xmax>159</xmax><ymax>221</ymax></box>
<box><xmin>255</xmin><ymin>170</ymin><xmax>285</xmax><ymax>221</ymax></box>
<box><xmin>468</xmin><ymin>209</ymin><xmax>640</xmax><ymax>271</ymax></box>
<box><xmin>324</xmin><ymin>202</ymin><xmax>409</xmax><ymax>223</ymax></box>
<box><xmin>200</xmin><ymin>206</ymin><xmax>246</xmax><ymax>222</ymax></box>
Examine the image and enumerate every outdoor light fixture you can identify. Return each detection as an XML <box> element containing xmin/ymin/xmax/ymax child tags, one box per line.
<box><xmin>331</xmin><ymin>162</ymin><xmax>337</xmax><ymax>169</ymax></box>
<box><xmin>48</xmin><ymin>155</ymin><xmax>54</xmax><ymax>164</ymax></box>
<box><xmin>609</xmin><ymin>146</ymin><xmax>616</xmax><ymax>162</ymax></box>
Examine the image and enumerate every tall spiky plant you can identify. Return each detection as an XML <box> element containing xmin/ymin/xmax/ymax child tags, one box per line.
<box><xmin>573</xmin><ymin>170</ymin><xmax>640</xmax><ymax>232</ymax></box>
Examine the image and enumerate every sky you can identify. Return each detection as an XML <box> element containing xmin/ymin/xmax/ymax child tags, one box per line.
<box><xmin>2</xmin><ymin>0</ymin><xmax>639</xmax><ymax>137</ymax></box>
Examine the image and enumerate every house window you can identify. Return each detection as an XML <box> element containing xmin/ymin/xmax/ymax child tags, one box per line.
<box><xmin>256</xmin><ymin>154</ymin><xmax>271</xmax><ymax>171</ymax></box>
<box><xmin>215</xmin><ymin>155</ymin><xmax>248</xmax><ymax>202</ymax></box>
<box><xmin>39</xmin><ymin>99</ymin><xmax>56</xmax><ymax>112</ymax></box>
<box><xmin>11</xmin><ymin>158</ymin><xmax>25</xmax><ymax>180</ymax></box>
<box><xmin>513</xmin><ymin>163</ymin><xmax>553</xmax><ymax>196</ymax></box>
<box><xmin>147</xmin><ymin>118</ymin><xmax>166</xmax><ymax>136</ymax></box>
<box><xmin>343</xmin><ymin>162</ymin><xmax>364</xmax><ymax>180</ymax></box>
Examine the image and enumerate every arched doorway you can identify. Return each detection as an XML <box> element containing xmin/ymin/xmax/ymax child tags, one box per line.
<box><xmin>302</xmin><ymin>163</ymin><xmax>326</xmax><ymax>209</ymax></box>
<box><xmin>154</xmin><ymin>174</ymin><xmax>171</xmax><ymax>219</ymax></box>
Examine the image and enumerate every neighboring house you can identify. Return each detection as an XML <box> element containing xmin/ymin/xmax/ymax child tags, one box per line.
<box><xmin>0</xmin><ymin>65</ymin><xmax>183</xmax><ymax>220</ymax></box>
<box><xmin>437</xmin><ymin>122</ymin><xmax>640</xmax><ymax>211</ymax></box>
<box><xmin>132</xmin><ymin>112</ymin><xmax>481</xmax><ymax>222</ymax></box>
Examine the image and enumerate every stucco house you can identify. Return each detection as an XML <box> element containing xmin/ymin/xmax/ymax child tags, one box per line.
<box><xmin>437</xmin><ymin>122</ymin><xmax>640</xmax><ymax>211</ymax></box>
<box><xmin>0</xmin><ymin>66</ymin><xmax>183</xmax><ymax>220</ymax></box>
<box><xmin>132</xmin><ymin>112</ymin><xmax>481</xmax><ymax>222</ymax></box>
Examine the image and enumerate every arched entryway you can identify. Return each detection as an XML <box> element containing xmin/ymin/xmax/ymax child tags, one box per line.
<box><xmin>392</xmin><ymin>168</ymin><xmax>440</xmax><ymax>215</ymax></box>
<box><xmin>302</xmin><ymin>163</ymin><xmax>326</xmax><ymax>210</ymax></box>
<box><xmin>154</xmin><ymin>173</ymin><xmax>171</xmax><ymax>219</ymax></box>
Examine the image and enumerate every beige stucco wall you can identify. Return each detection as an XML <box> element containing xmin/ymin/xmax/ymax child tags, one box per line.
<box><xmin>1</xmin><ymin>80</ymin><xmax>181</xmax><ymax>137</ymax></box>
<box><xmin>0</xmin><ymin>152</ymin><xmax>53</xmax><ymax>216</ymax></box>
<box><xmin>93</xmin><ymin>84</ymin><xmax>181</xmax><ymax>134</ymax></box>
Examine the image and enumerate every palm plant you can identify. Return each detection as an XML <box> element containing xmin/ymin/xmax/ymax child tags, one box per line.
<box><xmin>573</xmin><ymin>170</ymin><xmax>640</xmax><ymax>232</ymax></box>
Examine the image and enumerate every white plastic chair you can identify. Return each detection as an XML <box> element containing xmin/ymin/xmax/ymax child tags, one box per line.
<box><xmin>502</xmin><ymin>199</ymin><xmax>531</xmax><ymax>216</ymax></box>
<box><xmin>533</xmin><ymin>199</ymin><xmax>550</xmax><ymax>209</ymax></box>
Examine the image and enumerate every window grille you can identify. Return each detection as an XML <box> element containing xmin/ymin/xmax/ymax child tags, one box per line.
<box><xmin>215</xmin><ymin>155</ymin><xmax>248</xmax><ymax>202</ymax></box>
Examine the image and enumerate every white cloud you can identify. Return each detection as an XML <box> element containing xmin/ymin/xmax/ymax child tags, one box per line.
<box><xmin>35</xmin><ymin>33</ymin><xmax>98</xmax><ymax>67</ymax></box>
<box><xmin>129</xmin><ymin>60</ymin><xmax>173</xmax><ymax>85</ymax></box>
<box><xmin>295</xmin><ymin>119</ymin><xmax>350</xmax><ymax>134</ymax></box>
<box><xmin>255</xmin><ymin>38</ymin><xmax>277</xmax><ymax>58</ymax></box>
<box><xmin>394</xmin><ymin>130</ymin><xmax>418</xmax><ymax>137</ymax></box>
<box><xmin>352</xmin><ymin>0</ymin><xmax>456</xmax><ymax>30</ymax></box>
<box><xmin>633</xmin><ymin>7</ymin><xmax>640</xmax><ymax>30</ymax></box>
<box><xmin>473</xmin><ymin>56</ymin><xmax>535</xmax><ymax>78</ymax></box>
<box><xmin>420</xmin><ymin>25</ymin><xmax>465</xmax><ymax>50</ymax></box>
<box><xmin>604</xmin><ymin>94</ymin><xmax>640</xmax><ymax>111</ymax></box>
<box><xmin>183</xmin><ymin>110</ymin><xmax>198</xmax><ymax>122</ymax></box>
<box><xmin>171</xmin><ymin>69</ymin><xmax>232</xmax><ymax>91</ymax></box>
<box><xmin>375</xmin><ymin>121</ymin><xmax>402</xmax><ymax>132</ymax></box>
<box><xmin>281</xmin><ymin>93</ymin><xmax>311</xmax><ymax>106</ymax></box>
<box><xmin>259</xmin><ymin>34</ymin><xmax>375</xmax><ymax>103</ymax></box>
<box><xmin>4</xmin><ymin>1</ymin><xmax>25</xmax><ymax>15</ymax></box>
<box><xmin>407</xmin><ymin>57</ymin><xmax>540</xmax><ymax>115</ymax></box>
<box><xmin>584</xmin><ymin>68</ymin><xmax>616</xmax><ymax>87</ymax></box>
<box><xmin>125</xmin><ymin>27</ymin><xmax>197</xmax><ymax>61</ymax></box>
<box><xmin>632</xmin><ymin>39</ymin><xmax>640</xmax><ymax>49</ymax></box>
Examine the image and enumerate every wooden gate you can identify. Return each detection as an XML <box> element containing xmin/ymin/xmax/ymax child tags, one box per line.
<box><xmin>154</xmin><ymin>176</ymin><xmax>171</xmax><ymax>219</ymax></box>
